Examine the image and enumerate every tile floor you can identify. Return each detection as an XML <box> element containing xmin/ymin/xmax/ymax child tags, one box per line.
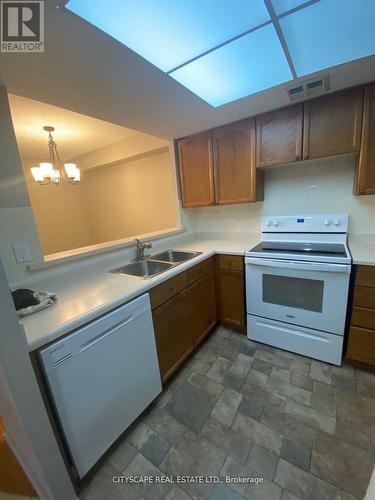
<box><xmin>80</xmin><ymin>326</ymin><xmax>375</xmax><ymax>500</ymax></box>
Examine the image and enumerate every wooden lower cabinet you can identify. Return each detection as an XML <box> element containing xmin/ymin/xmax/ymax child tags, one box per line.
<box><xmin>347</xmin><ymin>265</ymin><xmax>375</xmax><ymax>367</ymax></box>
<box><xmin>190</xmin><ymin>272</ymin><xmax>216</xmax><ymax>345</ymax></box>
<box><xmin>217</xmin><ymin>254</ymin><xmax>246</xmax><ymax>333</ymax></box>
<box><xmin>151</xmin><ymin>257</ymin><xmax>218</xmax><ymax>382</ymax></box>
<box><xmin>152</xmin><ymin>289</ymin><xmax>194</xmax><ymax>382</ymax></box>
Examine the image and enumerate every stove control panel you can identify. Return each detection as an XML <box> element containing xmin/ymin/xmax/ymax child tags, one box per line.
<box><xmin>262</xmin><ymin>214</ymin><xmax>348</xmax><ymax>233</ymax></box>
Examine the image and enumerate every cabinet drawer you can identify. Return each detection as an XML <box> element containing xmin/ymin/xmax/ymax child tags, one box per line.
<box><xmin>149</xmin><ymin>271</ymin><xmax>188</xmax><ymax>309</ymax></box>
<box><xmin>355</xmin><ymin>266</ymin><xmax>375</xmax><ymax>288</ymax></box>
<box><xmin>351</xmin><ymin>306</ymin><xmax>375</xmax><ymax>330</ymax></box>
<box><xmin>347</xmin><ymin>326</ymin><xmax>375</xmax><ymax>365</ymax></box>
<box><xmin>188</xmin><ymin>257</ymin><xmax>214</xmax><ymax>285</ymax></box>
<box><xmin>353</xmin><ymin>286</ymin><xmax>375</xmax><ymax>309</ymax></box>
<box><xmin>218</xmin><ymin>254</ymin><xmax>244</xmax><ymax>271</ymax></box>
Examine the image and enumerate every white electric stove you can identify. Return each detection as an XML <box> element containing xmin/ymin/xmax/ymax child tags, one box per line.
<box><xmin>245</xmin><ymin>214</ymin><xmax>352</xmax><ymax>365</ymax></box>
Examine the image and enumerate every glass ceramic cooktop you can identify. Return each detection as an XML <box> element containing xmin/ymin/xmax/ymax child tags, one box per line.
<box><xmin>249</xmin><ymin>241</ymin><xmax>348</xmax><ymax>258</ymax></box>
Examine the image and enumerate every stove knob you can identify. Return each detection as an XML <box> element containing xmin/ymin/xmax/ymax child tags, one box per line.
<box><xmin>324</xmin><ymin>219</ymin><xmax>331</xmax><ymax>226</ymax></box>
<box><xmin>334</xmin><ymin>220</ymin><xmax>340</xmax><ymax>226</ymax></box>
<box><xmin>273</xmin><ymin>220</ymin><xmax>279</xmax><ymax>227</ymax></box>
<box><xmin>265</xmin><ymin>220</ymin><xmax>271</xmax><ymax>227</ymax></box>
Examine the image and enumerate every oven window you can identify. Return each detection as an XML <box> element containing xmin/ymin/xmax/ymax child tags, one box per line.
<box><xmin>262</xmin><ymin>274</ymin><xmax>324</xmax><ymax>312</ymax></box>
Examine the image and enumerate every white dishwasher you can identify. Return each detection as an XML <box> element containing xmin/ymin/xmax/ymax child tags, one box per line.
<box><xmin>38</xmin><ymin>293</ymin><xmax>161</xmax><ymax>479</ymax></box>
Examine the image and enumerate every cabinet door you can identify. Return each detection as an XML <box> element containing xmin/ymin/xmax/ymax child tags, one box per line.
<box><xmin>303</xmin><ymin>88</ymin><xmax>363</xmax><ymax>160</ymax></box>
<box><xmin>218</xmin><ymin>268</ymin><xmax>246</xmax><ymax>332</ymax></box>
<box><xmin>256</xmin><ymin>104</ymin><xmax>303</xmax><ymax>167</ymax></box>
<box><xmin>190</xmin><ymin>272</ymin><xmax>217</xmax><ymax>345</ymax></box>
<box><xmin>213</xmin><ymin>119</ymin><xmax>261</xmax><ymax>205</ymax></box>
<box><xmin>355</xmin><ymin>84</ymin><xmax>375</xmax><ymax>195</ymax></box>
<box><xmin>152</xmin><ymin>290</ymin><xmax>193</xmax><ymax>382</ymax></box>
<box><xmin>177</xmin><ymin>131</ymin><xmax>214</xmax><ymax>207</ymax></box>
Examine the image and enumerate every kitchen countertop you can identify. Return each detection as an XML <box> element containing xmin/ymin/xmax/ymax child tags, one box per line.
<box><xmin>21</xmin><ymin>232</ymin><xmax>260</xmax><ymax>351</ymax></box>
<box><xmin>348</xmin><ymin>234</ymin><xmax>375</xmax><ymax>266</ymax></box>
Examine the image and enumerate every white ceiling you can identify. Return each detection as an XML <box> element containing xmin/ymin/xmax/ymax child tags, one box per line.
<box><xmin>1</xmin><ymin>0</ymin><xmax>374</xmax><ymax>140</ymax></box>
<box><xmin>9</xmin><ymin>94</ymin><xmax>139</xmax><ymax>159</ymax></box>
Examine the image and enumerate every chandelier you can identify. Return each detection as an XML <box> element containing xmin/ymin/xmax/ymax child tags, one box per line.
<box><xmin>31</xmin><ymin>126</ymin><xmax>81</xmax><ymax>185</ymax></box>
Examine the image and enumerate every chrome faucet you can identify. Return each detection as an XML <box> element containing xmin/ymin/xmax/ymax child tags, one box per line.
<box><xmin>134</xmin><ymin>239</ymin><xmax>152</xmax><ymax>261</ymax></box>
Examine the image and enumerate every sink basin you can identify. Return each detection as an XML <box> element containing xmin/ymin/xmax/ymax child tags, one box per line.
<box><xmin>111</xmin><ymin>260</ymin><xmax>173</xmax><ymax>279</ymax></box>
<box><xmin>151</xmin><ymin>249</ymin><xmax>202</xmax><ymax>264</ymax></box>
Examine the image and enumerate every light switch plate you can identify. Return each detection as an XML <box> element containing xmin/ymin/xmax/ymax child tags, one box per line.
<box><xmin>12</xmin><ymin>242</ymin><xmax>31</xmax><ymax>263</ymax></box>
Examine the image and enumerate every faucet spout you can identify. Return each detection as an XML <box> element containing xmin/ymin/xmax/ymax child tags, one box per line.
<box><xmin>134</xmin><ymin>239</ymin><xmax>152</xmax><ymax>261</ymax></box>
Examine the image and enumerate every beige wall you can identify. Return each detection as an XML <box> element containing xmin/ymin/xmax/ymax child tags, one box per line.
<box><xmin>22</xmin><ymin>158</ymin><xmax>94</xmax><ymax>255</ymax></box>
<box><xmin>83</xmin><ymin>151</ymin><xmax>179</xmax><ymax>243</ymax></box>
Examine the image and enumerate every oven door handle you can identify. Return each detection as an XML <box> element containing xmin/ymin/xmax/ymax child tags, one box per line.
<box><xmin>245</xmin><ymin>257</ymin><xmax>351</xmax><ymax>274</ymax></box>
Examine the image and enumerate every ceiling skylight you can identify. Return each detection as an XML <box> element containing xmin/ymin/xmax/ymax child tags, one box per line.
<box><xmin>65</xmin><ymin>0</ymin><xmax>375</xmax><ymax>107</ymax></box>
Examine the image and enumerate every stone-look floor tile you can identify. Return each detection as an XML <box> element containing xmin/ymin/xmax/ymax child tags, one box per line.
<box><xmin>200</xmin><ymin>417</ymin><xmax>251</xmax><ymax>464</ymax></box>
<box><xmin>211</xmin><ymin>388</ymin><xmax>243</xmax><ymax>426</ymax></box>
<box><xmin>254</xmin><ymin>350</ymin><xmax>290</xmax><ymax>369</ymax></box>
<box><xmin>163</xmin><ymin>486</ymin><xmax>193</xmax><ymax>500</ymax></box>
<box><xmin>187</xmin><ymin>371</ymin><xmax>207</xmax><ymax>390</ymax></box>
<box><xmin>310</xmin><ymin>361</ymin><xmax>332</xmax><ymax>385</ymax></box>
<box><xmin>80</xmin><ymin>462</ymin><xmax>139</xmax><ymax>500</ymax></box>
<box><xmin>229</xmin><ymin>353</ymin><xmax>253</xmax><ymax>379</ymax></box>
<box><xmin>270</xmin><ymin>366</ymin><xmax>292</xmax><ymax>383</ymax></box>
<box><xmin>141</xmin><ymin>432</ymin><xmax>171</xmax><ymax>466</ymax></box>
<box><xmin>224</xmin><ymin>372</ymin><xmax>245</xmax><ymax>392</ymax></box>
<box><xmin>311</xmin><ymin>431</ymin><xmax>374</xmax><ymax>498</ymax></box>
<box><xmin>290</xmin><ymin>372</ymin><xmax>313</xmax><ymax>392</ymax></box>
<box><xmin>238</xmin><ymin>342</ymin><xmax>256</xmax><ymax>358</ymax></box>
<box><xmin>124</xmin><ymin>453</ymin><xmax>173</xmax><ymax>500</ymax></box>
<box><xmin>206</xmin><ymin>356</ymin><xmax>233</xmax><ymax>383</ymax></box>
<box><xmin>355</xmin><ymin>368</ymin><xmax>375</xmax><ymax>389</ymax></box>
<box><xmin>154</xmin><ymin>389</ymin><xmax>173</xmax><ymax>409</ymax></box>
<box><xmin>165</xmin><ymin>382</ymin><xmax>215</xmax><ymax>432</ymax></box>
<box><xmin>208</xmin><ymin>483</ymin><xmax>246</xmax><ymax>500</ymax></box>
<box><xmin>246</xmin><ymin>444</ymin><xmax>278</xmax><ymax>480</ymax></box>
<box><xmin>252</xmin><ymin>358</ymin><xmax>272</xmax><ymax>376</ymax></box>
<box><xmin>280</xmin><ymin>491</ymin><xmax>302</xmax><ymax>500</ymax></box>
<box><xmin>332</xmin><ymin>373</ymin><xmax>356</xmax><ymax>393</ymax></box>
<box><xmin>266</xmin><ymin>377</ymin><xmax>312</xmax><ymax>406</ymax></box>
<box><xmin>280</xmin><ymin>437</ymin><xmax>311</xmax><ymax>472</ymax></box>
<box><xmin>260</xmin><ymin>407</ymin><xmax>314</xmax><ymax>449</ymax></box>
<box><xmin>332</xmin><ymin>363</ymin><xmax>355</xmax><ymax>380</ymax></box>
<box><xmin>241</xmin><ymin>383</ymin><xmax>285</xmax><ymax>411</ymax></box>
<box><xmin>238</xmin><ymin>395</ymin><xmax>265</xmax><ymax>421</ymax></box>
<box><xmin>335</xmin><ymin>417</ymin><xmax>375</xmax><ymax>454</ymax></box>
<box><xmin>203</xmin><ymin>379</ymin><xmax>225</xmax><ymax>399</ymax></box>
<box><xmin>289</xmin><ymin>360</ymin><xmax>310</xmax><ymax>377</ymax></box>
<box><xmin>160</xmin><ymin>430</ymin><xmax>226</xmax><ymax>500</ymax></box>
<box><xmin>189</xmin><ymin>358</ymin><xmax>212</xmax><ymax>375</ymax></box>
<box><xmin>246</xmin><ymin>369</ymin><xmax>268</xmax><ymax>387</ymax></box>
<box><xmin>220</xmin><ymin>456</ymin><xmax>253</xmax><ymax>495</ymax></box>
<box><xmin>108</xmin><ymin>440</ymin><xmax>138</xmax><ymax>473</ymax></box>
<box><xmin>232</xmin><ymin>412</ymin><xmax>283</xmax><ymax>455</ymax></box>
<box><xmin>142</xmin><ymin>408</ymin><xmax>187</xmax><ymax>445</ymax></box>
<box><xmin>284</xmin><ymin>400</ymin><xmax>336</xmax><ymax>435</ymax></box>
<box><xmin>311</xmin><ymin>381</ymin><xmax>336</xmax><ymax>417</ymax></box>
<box><xmin>126</xmin><ymin>422</ymin><xmax>154</xmax><ymax>450</ymax></box>
<box><xmin>274</xmin><ymin>459</ymin><xmax>339</xmax><ymax>500</ymax></box>
<box><xmin>245</xmin><ymin>477</ymin><xmax>282</xmax><ymax>500</ymax></box>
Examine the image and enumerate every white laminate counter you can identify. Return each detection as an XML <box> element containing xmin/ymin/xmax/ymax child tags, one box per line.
<box><xmin>20</xmin><ymin>232</ymin><xmax>260</xmax><ymax>351</ymax></box>
<box><xmin>348</xmin><ymin>234</ymin><xmax>375</xmax><ymax>266</ymax></box>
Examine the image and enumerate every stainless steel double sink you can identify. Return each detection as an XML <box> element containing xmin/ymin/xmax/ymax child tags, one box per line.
<box><xmin>111</xmin><ymin>250</ymin><xmax>202</xmax><ymax>279</ymax></box>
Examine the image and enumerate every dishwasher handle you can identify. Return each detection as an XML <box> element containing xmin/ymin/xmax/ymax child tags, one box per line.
<box><xmin>245</xmin><ymin>257</ymin><xmax>351</xmax><ymax>274</ymax></box>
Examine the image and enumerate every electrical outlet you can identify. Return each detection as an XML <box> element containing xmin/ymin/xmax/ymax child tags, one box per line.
<box><xmin>12</xmin><ymin>242</ymin><xmax>31</xmax><ymax>263</ymax></box>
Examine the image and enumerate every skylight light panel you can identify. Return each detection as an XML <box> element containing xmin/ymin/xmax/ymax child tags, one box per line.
<box><xmin>271</xmin><ymin>0</ymin><xmax>313</xmax><ymax>16</ymax></box>
<box><xmin>66</xmin><ymin>0</ymin><xmax>270</xmax><ymax>72</ymax></box>
<box><xmin>169</xmin><ymin>24</ymin><xmax>293</xmax><ymax>107</ymax></box>
<box><xmin>279</xmin><ymin>0</ymin><xmax>375</xmax><ymax>77</ymax></box>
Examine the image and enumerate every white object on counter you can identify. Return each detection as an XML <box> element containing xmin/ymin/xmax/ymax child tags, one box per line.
<box><xmin>38</xmin><ymin>293</ymin><xmax>161</xmax><ymax>479</ymax></box>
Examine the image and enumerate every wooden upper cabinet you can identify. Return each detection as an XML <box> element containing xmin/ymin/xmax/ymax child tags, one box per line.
<box><xmin>213</xmin><ymin>118</ymin><xmax>261</xmax><ymax>204</ymax></box>
<box><xmin>177</xmin><ymin>131</ymin><xmax>214</xmax><ymax>208</ymax></box>
<box><xmin>303</xmin><ymin>87</ymin><xmax>363</xmax><ymax>160</ymax></box>
<box><xmin>256</xmin><ymin>104</ymin><xmax>303</xmax><ymax>167</ymax></box>
<box><xmin>355</xmin><ymin>84</ymin><xmax>375</xmax><ymax>195</ymax></box>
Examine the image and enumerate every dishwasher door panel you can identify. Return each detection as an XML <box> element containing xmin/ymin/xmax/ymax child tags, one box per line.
<box><xmin>39</xmin><ymin>294</ymin><xmax>161</xmax><ymax>479</ymax></box>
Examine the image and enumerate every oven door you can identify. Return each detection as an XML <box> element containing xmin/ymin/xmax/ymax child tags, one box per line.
<box><xmin>245</xmin><ymin>257</ymin><xmax>351</xmax><ymax>335</ymax></box>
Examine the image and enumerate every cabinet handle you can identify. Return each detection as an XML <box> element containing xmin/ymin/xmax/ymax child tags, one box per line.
<box><xmin>169</xmin><ymin>287</ymin><xmax>175</xmax><ymax>292</ymax></box>
<box><xmin>202</xmin><ymin>267</ymin><xmax>206</xmax><ymax>272</ymax></box>
<box><xmin>226</xmin><ymin>260</ymin><xmax>232</xmax><ymax>265</ymax></box>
